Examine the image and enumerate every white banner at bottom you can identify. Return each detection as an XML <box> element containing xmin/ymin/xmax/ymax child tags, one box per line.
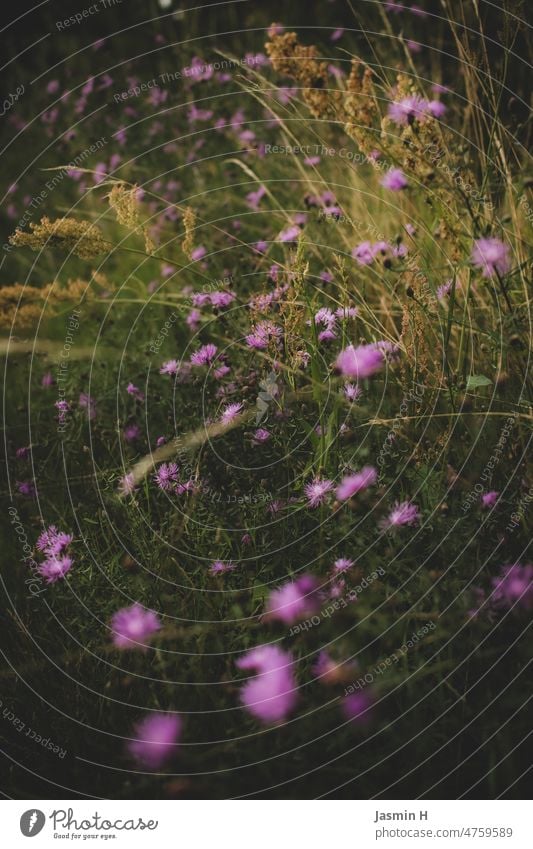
<box><xmin>3</xmin><ymin>800</ymin><xmax>529</xmax><ymax>847</ymax></box>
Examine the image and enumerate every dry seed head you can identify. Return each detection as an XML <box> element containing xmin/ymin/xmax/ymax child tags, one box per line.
<box><xmin>9</xmin><ymin>217</ymin><xmax>110</xmax><ymax>260</ymax></box>
<box><xmin>182</xmin><ymin>206</ymin><xmax>197</xmax><ymax>260</ymax></box>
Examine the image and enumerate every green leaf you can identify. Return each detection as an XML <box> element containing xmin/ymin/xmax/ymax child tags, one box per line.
<box><xmin>466</xmin><ymin>374</ymin><xmax>492</xmax><ymax>389</ymax></box>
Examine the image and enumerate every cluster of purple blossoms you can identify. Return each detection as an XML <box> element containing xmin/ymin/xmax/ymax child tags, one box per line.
<box><xmin>191</xmin><ymin>289</ymin><xmax>236</xmax><ymax>310</ymax></box>
<box><xmin>236</xmin><ymin>645</ymin><xmax>298</xmax><ymax>724</ymax></box>
<box><xmin>110</xmin><ymin>603</ymin><xmax>161</xmax><ymax>650</ymax></box>
<box><xmin>248</xmin><ymin>283</ymin><xmax>289</xmax><ymax>312</ymax></box>
<box><xmin>312</xmin><ymin>305</ymin><xmax>358</xmax><ymax>342</ymax></box>
<box><xmin>245</xmin><ymin>320</ymin><xmax>282</xmax><ymax>350</ymax></box>
<box><xmin>36</xmin><ymin>525</ymin><xmax>74</xmax><ymax>584</ymax></box>
<box><xmin>352</xmin><ymin>240</ymin><xmax>407</xmax><ymax>266</ymax></box>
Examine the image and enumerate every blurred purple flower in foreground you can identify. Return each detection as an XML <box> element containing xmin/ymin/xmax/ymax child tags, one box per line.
<box><xmin>335</xmin><ymin>343</ymin><xmax>384</xmax><ymax>379</ymax></box>
<box><xmin>336</xmin><ymin>466</ymin><xmax>377</xmax><ymax>501</ymax></box>
<box><xmin>265</xmin><ymin>574</ymin><xmax>321</xmax><ymax>625</ymax></box>
<box><xmin>236</xmin><ymin>645</ymin><xmax>298</xmax><ymax>724</ymax></box>
<box><xmin>491</xmin><ymin>563</ymin><xmax>533</xmax><ymax>612</ymax></box>
<box><xmin>471</xmin><ymin>238</ymin><xmax>510</xmax><ymax>278</ymax></box>
<box><xmin>128</xmin><ymin>713</ymin><xmax>182</xmax><ymax>769</ymax></box>
<box><xmin>111</xmin><ymin>603</ymin><xmax>161</xmax><ymax>650</ymax></box>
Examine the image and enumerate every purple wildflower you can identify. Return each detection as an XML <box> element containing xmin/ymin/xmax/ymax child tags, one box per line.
<box><xmin>119</xmin><ymin>473</ymin><xmax>137</xmax><ymax>496</ymax></box>
<box><xmin>335</xmin><ymin>344</ymin><xmax>384</xmax><ymax>379</ymax></box>
<box><xmin>387</xmin><ymin>95</ymin><xmax>429</xmax><ymax>125</ymax></box>
<box><xmin>344</xmin><ymin>382</ymin><xmax>362</xmax><ymax>402</ymax></box>
<box><xmin>380</xmin><ymin>168</ymin><xmax>408</xmax><ymax>191</ymax></box>
<box><xmin>220</xmin><ymin>402</ymin><xmax>243</xmax><ymax>424</ymax></box>
<box><xmin>79</xmin><ymin>393</ymin><xmax>97</xmax><ymax>420</ymax></box>
<box><xmin>236</xmin><ymin>645</ymin><xmax>298</xmax><ymax>724</ymax></box>
<box><xmin>336</xmin><ymin>466</ymin><xmax>377</xmax><ymax>500</ymax></box>
<box><xmin>471</xmin><ymin>238</ymin><xmax>510</xmax><ymax>277</ymax></box>
<box><xmin>160</xmin><ymin>359</ymin><xmax>178</xmax><ymax>376</ymax></box>
<box><xmin>304</xmin><ymin>477</ymin><xmax>334</xmax><ymax>508</ymax></box>
<box><xmin>123</xmin><ymin>424</ymin><xmax>140</xmax><ymax>443</ymax></box>
<box><xmin>380</xmin><ymin>500</ymin><xmax>421</xmax><ymax>530</ymax></box>
<box><xmin>481</xmin><ymin>490</ymin><xmax>499</xmax><ymax>509</ymax></box>
<box><xmin>333</xmin><ymin>558</ymin><xmax>354</xmax><ymax>573</ymax></box>
<box><xmin>154</xmin><ymin>462</ymin><xmax>179</xmax><ymax>491</ymax></box>
<box><xmin>16</xmin><ymin>480</ymin><xmax>36</xmax><ymax>498</ymax></box>
<box><xmin>127</xmin><ymin>382</ymin><xmax>145</xmax><ymax>401</ymax></box>
<box><xmin>128</xmin><ymin>713</ymin><xmax>182</xmax><ymax>769</ymax></box>
<box><xmin>253</xmin><ymin>428</ymin><xmax>271</xmax><ymax>444</ymax></box>
<box><xmin>209</xmin><ymin>560</ymin><xmax>237</xmax><ymax>575</ymax></box>
<box><xmin>265</xmin><ymin>574</ymin><xmax>321</xmax><ymax>625</ymax></box>
<box><xmin>190</xmin><ymin>343</ymin><xmax>218</xmax><ymax>366</ymax></box>
<box><xmin>37</xmin><ymin>555</ymin><xmax>73</xmax><ymax>584</ymax></box>
<box><xmin>341</xmin><ymin>690</ymin><xmax>374</xmax><ymax>723</ymax></box>
<box><xmin>277</xmin><ymin>225</ymin><xmax>300</xmax><ymax>243</ymax></box>
<box><xmin>110</xmin><ymin>603</ymin><xmax>161</xmax><ymax>650</ymax></box>
<box><xmin>491</xmin><ymin>563</ymin><xmax>533</xmax><ymax>611</ymax></box>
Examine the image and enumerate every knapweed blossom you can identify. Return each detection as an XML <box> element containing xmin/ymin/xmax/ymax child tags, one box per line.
<box><xmin>36</xmin><ymin>525</ymin><xmax>73</xmax><ymax>555</ymax></box>
<box><xmin>471</xmin><ymin>238</ymin><xmax>510</xmax><ymax>278</ymax></box>
<box><xmin>154</xmin><ymin>462</ymin><xmax>179</xmax><ymax>491</ymax></box>
<box><xmin>209</xmin><ymin>560</ymin><xmax>237</xmax><ymax>575</ymax></box>
<box><xmin>335</xmin><ymin>344</ymin><xmax>384</xmax><ymax>380</ymax></box>
<box><xmin>341</xmin><ymin>690</ymin><xmax>374</xmax><ymax>723</ymax></box>
<box><xmin>236</xmin><ymin>645</ymin><xmax>298</xmax><ymax>724</ymax></box>
<box><xmin>220</xmin><ymin>402</ymin><xmax>243</xmax><ymax>425</ymax></box>
<box><xmin>344</xmin><ymin>383</ymin><xmax>362</xmax><ymax>403</ymax></box>
<box><xmin>333</xmin><ymin>558</ymin><xmax>354</xmax><ymax>573</ymax></box>
<box><xmin>336</xmin><ymin>466</ymin><xmax>377</xmax><ymax>500</ymax></box>
<box><xmin>380</xmin><ymin>500</ymin><xmax>421</xmax><ymax>530</ymax></box>
<box><xmin>264</xmin><ymin>574</ymin><xmax>321</xmax><ymax>625</ymax></box>
<box><xmin>481</xmin><ymin>490</ymin><xmax>499</xmax><ymax>509</ymax></box>
<box><xmin>37</xmin><ymin>555</ymin><xmax>73</xmax><ymax>583</ymax></box>
<box><xmin>190</xmin><ymin>343</ymin><xmax>218</xmax><ymax>366</ymax></box>
<box><xmin>304</xmin><ymin>477</ymin><xmax>334</xmax><ymax>508</ymax></box>
<box><xmin>491</xmin><ymin>563</ymin><xmax>533</xmax><ymax>612</ymax></box>
<box><xmin>380</xmin><ymin>168</ymin><xmax>408</xmax><ymax>191</ymax></box>
<box><xmin>387</xmin><ymin>94</ymin><xmax>430</xmax><ymax>125</ymax></box>
<box><xmin>128</xmin><ymin>713</ymin><xmax>182</xmax><ymax>769</ymax></box>
<box><xmin>119</xmin><ymin>472</ymin><xmax>137</xmax><ymax>496</ymax></box>
<box><xmin>110</xmin><ymin>603</ymin><xmax>161</xmax><ymax>650</ymax></box>
<box><xmin>252</xmin><ymin>428</ymin><xmax>271</xmax><ymax>444</ymax></box>
<box><xmin>160</xmin><ymin>359</ymin><xmax>178</xmax><ymax>376</ymax></box>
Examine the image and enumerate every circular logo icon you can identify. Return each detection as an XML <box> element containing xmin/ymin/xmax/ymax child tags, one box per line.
<box><xmin>20</xmin><ymin>810</ymin><xmax>46</xmax><ymax>837</ymax></box>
